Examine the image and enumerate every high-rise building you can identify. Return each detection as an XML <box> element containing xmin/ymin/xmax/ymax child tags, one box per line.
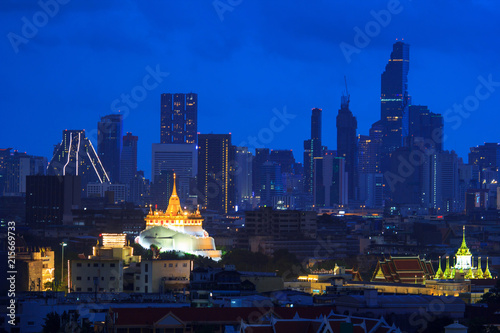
<box><xmin>48</xmin><ymin>130</ymin><xmax>109</xmax><ymax>194</ymax></box>
<box><xmin>422</xmin><ymin>151</ymin><xmax>459</xmax><ymax>212</ymax></box>
<box><xmin>408</xmin><ymin>105</ymin><xmax>443</xmax><ymax>151</ymax></box>
<box><xmin>336</xmin><ymin>92</ymin><xmax>358</xmax><ymax>200</ymax></box>
<box><xmin>259</xmin><ymin>162</ymin><xmax>284</xmax><ymax>206</ymax></box>
<box><xmin>151</xmin><ymin>143</ymin><xmax>197</xmax><ymax>202</ymax></box>
<box><xmin>269</xmin><ymin>150</ymin><xmax>295</xmax><ymax>174</ymax></box>
<box><xmin>26</xmin><ymin>175</ymin><xmax>81</xmax><ymax>228</ymax></box>
<box><xmin>358</xmin><ymin>173</ymin><xmax>384</xmax><ymax>208</ymax></box>
<box><xmin>160</xmin><ymin>93</ymin><xmax>198</xmax><ymax>144</ymax></box>
<box><xmin>197</xmin><ymin>134</ymin><xmax>235</xmax><ymax>214</ymax></box>
<box><xmin>129</xmin><ymin>170</ymin><xmax>150</xmax><ymax>207</ymax></box>
<box><xmin>150</xmin><ymin>170</ymin><xmax>174</xmax><ymax>210</ymax></box>
<box><xmin>120</xmin><ymin>132</ymin><xmax>138</xmax><ymax>185</ymax></box>
<box><xmin>304</xmin><ymin>108</ymin><xmax>323</xmax><ymax>194</ymax></box>
<box><xmin>468</xmin><ymin>143</ymin><xmax>500</xmax><ymax>182</ymax></box>
<box><xmin>313</xmin><ymin>151</ymin><xmax>348</xmax><ymax>207</ymax></box>
<box><xmin>0</xmin><ymin>148</ymin><xmax>47</xmax><ymax>195</ymax></box>
<box><xmin>235</xmin><ymin>147</ymin><xmax>252</xmax><ymax>206</ymax></box>
<box><xmin>252</xmin><ymin>148</ymin><xmax>269</xmax><ymax>197</ymax></box>
<box><xmin>380</xmin><ymin>42</ymin><xmax>411</xmax><ymax>155</ymax></box>
<box><xmin>98</xmin><ymin>114</ymin><xmax>123</xmax><ymax>183</ymax></box>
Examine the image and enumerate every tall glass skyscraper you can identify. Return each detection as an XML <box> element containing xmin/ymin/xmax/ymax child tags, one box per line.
<box><xmin>120</xmin><ymin>132</ymin><xmax>138</xmax><ymax>185</ymax></box>
<box><xmin>197</xmin><ymin>134</ymin><xmax>235</xmax><ymax>214</ymax></box>
<box><xmin>98</xmin><ymin>114</ymin><xmax>123</xmax><ymax>183</ymax></box>
<box><xmin>304</xmin><ymin>108</ymin><xmax>323</xmax><ymax>194</ymax></box>
<box><xmin>160</xmin><ymin>93</ymin><xmax>198</xmax><ymax>144</ymax></box>
<box><xmin>380</xmin><ymin>42</ymin><xmax>411</xmax><ymax>154</ymax></box>
<box><xmin>336</xmin><ymin>93</ymin><xmax>358</xmax><ymax>200</ymax></box>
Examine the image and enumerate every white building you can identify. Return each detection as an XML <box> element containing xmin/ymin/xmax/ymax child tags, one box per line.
<box><xmin>87</xmin><ymin>182</ymin><xmax>127</xmax><ymax>202</ymax></box>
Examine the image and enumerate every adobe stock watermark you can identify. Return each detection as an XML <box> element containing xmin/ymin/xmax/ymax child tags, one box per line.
<box><xmin>7</xmin><ymin>0</ymin><xmax>71</xmax><ymax>54</ymax></box>
<box><xmin>237</xmin><ymin>106</ymin><xmax>296</xmax><ymax>151</ymax></box>
<box><xmin>86</xmin><ymin>64</ymin><xmax>168</xmax><ymax>144</ymax></box>
<box><xmin>443</xmin><ymin>74</ymin><xmax>500</xmax><ymax>130</ymax></box>
<box><xmin>213</xmin><ymin>0</ymin><xmax>243</xmax><ymax>22</ymax></box>
<box><xmin>339</xmin><ymin>0</ymin><xmax>405</xmax><ymax>64</ymax></box>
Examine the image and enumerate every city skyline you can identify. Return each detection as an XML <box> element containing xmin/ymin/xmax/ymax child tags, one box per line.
<box><xmin>2</xmin><ymin>1</ymin><xmax>500</xmax><ymax>180</ymax></box>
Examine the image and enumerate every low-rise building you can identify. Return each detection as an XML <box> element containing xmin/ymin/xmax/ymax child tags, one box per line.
<box><xmin>134</xmin><ymin>259</ymin><xmax>192</xmax><ymax>293</ymax></box>
<box><xmin>16</xmin><ymin>247</ymin><xmax>54</xmax><ymax>291</ymax></box>
<box><xmin>68</xmin><ymin>258</ymin><xmax>123</xmax><ymax>293</ymax></box>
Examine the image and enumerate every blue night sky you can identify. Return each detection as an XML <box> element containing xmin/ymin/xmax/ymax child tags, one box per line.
<box><xmin>2</xmin><ymin>0</ymin><xmax>500</xmax><ymax>179</ymax></box>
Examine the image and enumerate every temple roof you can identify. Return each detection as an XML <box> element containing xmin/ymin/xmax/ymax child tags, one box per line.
<box><xmin>456</xmin><ymin>225</ymin><xmax>471</xmax><ymax>257</ymax></box>
<box><xmin>165</xmin><ymin>173</ymin><xmax>183</xmax><ymax>216</ymax></box>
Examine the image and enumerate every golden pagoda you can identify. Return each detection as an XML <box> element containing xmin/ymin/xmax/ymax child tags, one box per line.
<box><xmin>434</xmin><ymin>256</ymin><xmax>444</xmax><ymax>280</ymax></box>
<box><xmin>436</xmin><ymin>226</ymin><xmax>493</xmax><ymax>280</ymax></box>
<box><xmin>484</xmin><ymin>257</ymin><xmax>493</xmax><ymax>279</ymax></box>
<box><xmin>136</xmin><ymin>174</ymin><xmax>221</xmax><ymax>261</ymax></box>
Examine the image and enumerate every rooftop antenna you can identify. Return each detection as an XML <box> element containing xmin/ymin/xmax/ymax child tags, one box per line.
<box><xmin>341</xmin><ymin>75</ymin><xmax>350</xmax><ymax>109</ymax></box>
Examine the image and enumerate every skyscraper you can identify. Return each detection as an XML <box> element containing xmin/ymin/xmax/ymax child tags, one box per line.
<box><xmin>336</xmin><ymin>91</ymin><xmax>358</xmax><ymax>200</ymax></box>
<box><xmin>48</xmin><ymin>130</ymin><xmax>109</xmax><ymax>194</ymax></box>
<box><xmin>313</xmin><ymin>151</ymin><xmax>348</xmax><ymax>207</ymax></box>
<box><xmin>252</xmin><ymin>148</ymin><xmax>269</xmax><ymax>197</ymax></box>
<box><xmin>408</xmin><ymin>105</ymin><xmax>443</xmax><ymax>152</ymax></box>
<box><xmin>380</xmin><ymin>41</ymin><xmax>411</xmax><ymax>155</ymax></box>
<box><xmin>160</xmin><ymin>93</ymin><xmax>198</xmax><ymax>144</ymax></box>
<box><xmin>98</xmin><ymin>114</ymin><xmax>123</xmax><ymax>183</ymax></box>
<box><xmin>269</xmin><ymin>150</ymin><xmax>295</xmax><ymax>174</ymax></box>
<box><xmin>0</xmin><ymin>148</ymin><xmax>47</xmax><ymax>194</ymax></box>
<box><xmin>235</xmin><ymin>147</ymin><xmax>253</xmax><ymax>206</ymax></box>
<box><xmin>197</xmin><ymin>134</ymin><xmax>235</xmax><ymax>214</ymax></box>
<box><xmin>120</xmin><ymin>132</ymin><xmax>138</xmax><ymax>185</ymax></box>
<box><xmin>304</xmin><ymin>108</ymin><xmax>323</xmax><ymax>194</ymax></box>
<box><xmin>26</xmin><ymin>175</ymin><xmax>81</xmax><ymax>228</ymax></box>
<box><xmin>151</xmin><ymin>143</ymin><xmax>197</xmax><ymax>202</ymax></box>
<box><xmin>468</xmin><ymin>143</ymin><xmax>500</xmax><ymax>184</ymax></box>
<box><xmin>259</xmin><ymin>161</ymin><xmax>284</xmax><ymax>206</ymax></box>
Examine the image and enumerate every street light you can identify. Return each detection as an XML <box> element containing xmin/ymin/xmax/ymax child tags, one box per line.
<box><xmin>60</xmin><ymin>242</ymin><xmax>67</xmax><ymax>291</ymax></box>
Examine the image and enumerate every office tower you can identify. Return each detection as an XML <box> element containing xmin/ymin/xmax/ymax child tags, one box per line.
<box><xmin>151</xmin><ymin>143</ymin><xmax>197</xmax><ymax>202</ymax></box>
<box><xmin>252</xmin><ymin>148</ymin><xmax>269</xmax><ymax>197</ymax></box>
<box><xmin>0</xmin><ymin>148</ymin><xmax>47</xmax><ymax>194</ymax></box>
<box><xmin>98</xmin><ymin>114</ymin><xmax>123</xmax><ymax>183</ymax></box>
<box><xmin>197</xmin><ymin>134</ymin><xmax>235</xmax><ymax>214</ymax></box>
<box><xmin>235</xmin><ymin>147</ymin><xmax>253</xmax><ymax>206</ymax></box>
<box><xmin>422</xmin><ymin>151</ymin><xmax>459</xmax><ymax>212</ymax></box>
<box><xmin>336</xmin><ymin>91</ymin><xmax>358</xmax><ymax>200</ymax></box>
<box><xmin>387</xmin><ymin>147</ymin><xmax>422</xmax><ymax>205</ymax></box>
<box><xmin>129</xmin><ymin>170</ymin><xmax>150</xmax><ymax>206</ymax></box>
<box><xmin>151</xmin><ymin>170</ymin><xmax>175</xmax><ymax>210</ymax></box>
<box><xmin>381</xmin><ymin>42</ymin><xmax>411</xmax><ymax>155</ymax></box>
<box><xmin>313</xmin><ymin>151</ymin><xmax>348</xmax><ymax>207</ymax></box>
<box><xmin>259</xmin><ymin>162</ymin><xmax>284</xmax><ymax>206</ymax></box>
<box><xmin>269</xmin><ymin>150</ymin><xmax>295</xmax><ymax>174</ymax></box>
<box><xmin>160</xmin><ymin>93</ymin><xmax>198</xmax><ymax>144</ymax></box>
<box><xmin>468</xmin><ymin>143</ymin><xmax>500</xmax><ymax>182</ymax></box>
<box><xmin>48</xmin><ymin>130</ymin><xmax>109</xmax><ymax>194</ymax></box>
<box><xmin>25</xmin><ymin>175</ymin><xmax>81</xmax><ymax>227</ymax></box>
<box><xmin>408</xmin><ymin>105</ymin><xmax>443</xmax><ymax>151</ymax></box>
<box><xmin>120</xmin><ymin>132</ymin><xmax>138</xmax><ymax>185</ymax></box>
<box><xmin>304</xmin><ymin>108</ymin><xmax>323</xmax><ymax>194</ymax></box>
<box><xmin>358</xmin><ymin>173</ymin><xmax>384</xmax><ymax>208</ymax></box>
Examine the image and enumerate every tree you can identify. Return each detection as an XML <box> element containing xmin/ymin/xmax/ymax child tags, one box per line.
<box><xmin>42</xmin><ymin>312</ymin><xmax>60</xmax><ymax>333</ymax></box>
<box><xmin>479</xmin><ymin>279</ymin><xmax>500</xmax><ymax>305</ymax></box>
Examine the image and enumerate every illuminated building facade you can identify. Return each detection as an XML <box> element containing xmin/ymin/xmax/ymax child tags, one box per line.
<box><xmin>48</xmin><ymin>130</ymin><xmax>110</xmax><ymax>193</ymax></box>
<box><xmin>197</xmin><ymin>134</ymin><xmax>235</xmax><ymax>214</ymax></box>
<box><xmin>434</xmin><ymin>226</ymin><xmax>493</xmax><ymax>280</ymax></box>
<box><xmin>380</xmin><ymin>41</ymin><xmax>411</xmax><ymax>154</ymax></box>
<box><xmin>137</xmin><ymin>174</ymin><xmax>221</xmax><ymax>261</ymax></box>
<box><xmin>160</xmin><ymin>93</ymin><xmax>198</xmax><ymax>144</ymax></box>
<box><xmin>304</xmin><ymin>108</ymin><xmax>323</xmax><ymax>194</ymax></box>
